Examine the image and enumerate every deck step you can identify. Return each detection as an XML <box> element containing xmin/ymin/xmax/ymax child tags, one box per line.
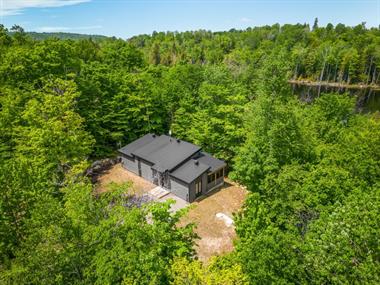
<box><xmin>149</xmin><ymin>186</ymin><xmax>170</xmax><ymax>199</ymax></box>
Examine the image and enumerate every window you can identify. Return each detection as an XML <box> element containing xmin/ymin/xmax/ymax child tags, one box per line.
<box><xmin>216</xmin><ymin>168</ymin><xmax>224</xmax><ymax>179</ymax></box>
<box><xmin>195</xmin><ymin>180</ymin><xmax>202</xmax><ymax>197</ymax></box>
<box><xmin>208</xmin><ymin>173</ymin><xmax>215</xmax><ymax>184</ymax></box>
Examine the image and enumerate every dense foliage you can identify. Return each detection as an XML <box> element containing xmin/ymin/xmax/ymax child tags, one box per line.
<box><xmin>0</xmin><ymin>22</ymin><xmax>379</xmax><ymax>283</ymax></box>
<box><xmin>12</xmin><ymin>31</ymin><xmax>109</xmax><ymax>41</ymax></box>
<box><xmin>232</xmin><ymin>71</ymin><xmax>380</xmax><ymax>283</ymax></box>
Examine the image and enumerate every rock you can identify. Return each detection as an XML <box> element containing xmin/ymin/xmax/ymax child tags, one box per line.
<box><xmin>216</xmin><ymin>213</ymin><xmax>234</xmax><ymax>227</ymax></box>
<box><xmin>85</xmin><ymin>157</ymin><xmax>119</xmax><ymax>183</ymax></box>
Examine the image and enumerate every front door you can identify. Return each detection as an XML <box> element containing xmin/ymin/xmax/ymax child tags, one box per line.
<box><xmin>152</xmin><ymin>169</ymin><xmax>158</xmax><ymax>185</ymax></box>
<box><xmin>195</xmin><ymin>180</ymin><xmax>202</xmax><ymax>197</ymax></box>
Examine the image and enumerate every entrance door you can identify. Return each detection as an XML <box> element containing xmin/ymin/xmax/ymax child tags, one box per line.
<box><xmin>152</xmin><ymin>169</ymin><xmax>158</xmax><ymax>185</ymax></box>
<box><xmin>195</xmin><ymin>180</ymin><xmax>202</xmax><ymax>197</ymax></box>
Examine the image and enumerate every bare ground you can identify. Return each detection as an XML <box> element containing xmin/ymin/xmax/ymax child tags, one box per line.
<box><xmin>179</xmin><ymin>179</ymin><xmax>247</xmax><ymax>262</ymax></box>
<box><xmin>96</xmin><ymin>164</ymin><xmax>248</xmax><ymax>262</ymax></box>
<box><xmin>96</xmin><ymin>163</ymin><xmax>156</xmax><ymax>195</ymax></box>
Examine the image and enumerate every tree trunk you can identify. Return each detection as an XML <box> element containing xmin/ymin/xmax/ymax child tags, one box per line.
<box><xmin>294</xmin><ymin>63</ymin><xmax>299</xmax><ymax>80</ymax></box>
<box><xmin>372</xmin><ymin>67</ymin><xmax>376</xmax><ymax>84</ymax></box>
<box><xmin>367</xmin><ymin>56</ymin><xmax>373</xmax><ymax>85</ymax></box>
<box><xmin>318</xmin><ymin>60</ymin><xmax>326</xmax><ymax>97</ymax></box>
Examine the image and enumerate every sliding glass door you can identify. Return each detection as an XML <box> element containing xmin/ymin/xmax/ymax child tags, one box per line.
<box><xmin>195</xmin><ymin>180</ymin><xmax>202</xmax><ymax>197</ymax></box>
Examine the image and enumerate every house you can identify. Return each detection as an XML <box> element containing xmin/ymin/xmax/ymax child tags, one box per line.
<box><xmin>118</xmin><ymin>134</ymin><xmax>226</xmax><ymax>202</ymax></box>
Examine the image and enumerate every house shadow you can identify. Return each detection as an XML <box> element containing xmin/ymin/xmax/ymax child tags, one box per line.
<box><xmin>194</xmin><ymin>181</ymin><xmax>234</xmax><ymax>203</ymax></box>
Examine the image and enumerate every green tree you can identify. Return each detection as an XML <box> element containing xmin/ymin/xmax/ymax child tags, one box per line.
<box><xmin>305</xmin><ymin>187</ymin><xmax>380</xmax><ymax>284</ymax></box>
<box><xmin>312</xmin><ymin>18</ymin><xmax>319</xmax><ymax>31</ymax></box>
<box><xmin>172</xmin><ymin>66</ymin><xmax>248</xmax><ymax>162</ymax></box>
<box><xmin>3</xmin><ymin>177</ymin><xmax>196</xmax><ymax>284</ymax></box>
<box><xmin>170</xmin><ymin>255</ymin><xmax>248</xmax><ymax>285</ymax></box>
<box><xmin>14</xmin><ymin>79</ymin><xmax>93</xmax><ymax>176</ymax></box>
<box><xmin>0</xmin><ymin>79</ymin><xmax>93</xmax><ymax>264</ymax></box>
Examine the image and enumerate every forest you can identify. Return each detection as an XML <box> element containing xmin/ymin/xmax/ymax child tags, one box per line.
<box><xmin>0</xmin><ymin>22</ymin><xmax>379</xmax><ymax>284</ymax></box>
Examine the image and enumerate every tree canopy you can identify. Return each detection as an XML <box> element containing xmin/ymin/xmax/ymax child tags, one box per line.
<box><xmin>0</xmin><ymin>23</ymin><xmax>379</xmax><ymax>283</ymax></box>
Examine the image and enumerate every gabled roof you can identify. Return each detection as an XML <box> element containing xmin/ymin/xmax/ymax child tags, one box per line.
<box><xmin>118</xmin><ymin>133</ymin><xmax>157</xmax><ymax>157</ymax></box>
<box><xmin>132</xmin><ymin>135</ymin><xmax>201</xmax><ymax>172</ymax></box>
<box><xmin>119</xmin><ymin>134</ymin><xmax>227</xmax><ymax>184</ymax></box>
<box><xmin>195</xmin><ymin>152</ymin><xmax>226</xmax><ymax>172</ymax></box>
<box><xmin>170</xmin><ymin>159</ymin><xmax>210</xmax><ymax>184</ymax></box>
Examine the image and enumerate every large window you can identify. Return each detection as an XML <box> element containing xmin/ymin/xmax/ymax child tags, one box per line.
<box><xmin>216</xmin><ymin>168</ymin><xmax>224</xmax><ymax>179</ymax></box>
<box><xmin>195</xmin><ymin>180</ymin><xmax>202</xmax><ymax>197</ymax></box>
<box><xmin>208</xmin><ymin>173</ymin><xmax>215</xmax><ymax>184</ymax></box>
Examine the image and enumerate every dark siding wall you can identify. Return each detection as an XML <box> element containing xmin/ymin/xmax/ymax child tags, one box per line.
<box><xmin>139</xmin><ymin>159</ymin><xmax>154</xmax><ymax>182</ymax></box>
<box><xmin>169</xmin><ymin>177</ymin><xmax>190</xmax><ymax>201</ymax></box>
<box><xmin>188</xmin><ymin>181</ymin><xmax>196</xmax><ymax>202</ymax></box>
<box><xmin>201</xmin><ymin>172</ymin><xmax>208</xmax><ymax>194</ymax></box>
<box><xmin>188</xmin><ymin>172</ymin><xmax>208</xmax><ymax>202</ymax></box>
<box><xmin>120</xmin><ymin>155</ymin><xmax>139</xmax><ymax>174</ymax></box>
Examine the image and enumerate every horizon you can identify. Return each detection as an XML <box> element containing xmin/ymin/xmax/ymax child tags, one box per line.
<box><xmin>7</xmin><ymin>21</ymin><xmax>380</xmax><ymax>40</ymax></box>
<box><xmin>1</xmin><ymin>0</ymin><xmax>379</xmax><ymax>39</ymax></box>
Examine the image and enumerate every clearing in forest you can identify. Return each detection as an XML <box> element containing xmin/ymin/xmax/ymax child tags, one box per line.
<box><xmin>179</xmin><ymin>179</ymin><xmax>247</xmax><ymax>262</ymax></box>
<box><xmin>96</xmin><ymin>163</ymin><xmax>156</xmax><ymax>195</ymax></box>
<box><xmin>96</xmin><ymin>163</ymin><xmax>247</xmax><ymax>262</ymax></box>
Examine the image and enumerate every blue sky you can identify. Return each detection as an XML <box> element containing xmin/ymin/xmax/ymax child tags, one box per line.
<box><xmin>1</xmin><ymin>0</ymin><xmax>379</xmax><ymax>39</ymax></box>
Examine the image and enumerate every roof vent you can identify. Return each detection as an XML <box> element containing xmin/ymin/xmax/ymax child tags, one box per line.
<box><xmin>152</xmin><ymin>134</ymin><xmax>156</xmax><ymax>138</ymax></box>
<box><xmin>177</xmin><ymin>139</ymin><xmax>180</xmax><ymax>143</ymax></box>
<box><xmin>194</xmin><ymin>160</ymin><xmax>199</xmax><ymax>166</ymax></box>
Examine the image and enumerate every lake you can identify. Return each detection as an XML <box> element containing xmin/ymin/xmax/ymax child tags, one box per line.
<box><xmin>291</xmin><ymin>83</ymin><xmax>380</xmax><ymax>113</ymax></box>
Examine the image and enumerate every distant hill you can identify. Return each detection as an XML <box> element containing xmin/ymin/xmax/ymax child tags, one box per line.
<box><xmin>9</xmin><ymin>31</ymin><xmax>110</xmax><ymax>41</ymax></box>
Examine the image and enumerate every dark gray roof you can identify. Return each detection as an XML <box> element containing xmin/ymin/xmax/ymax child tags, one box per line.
<box><xmin>170</xmin><ymin>159</ymin><xmax>210</xmax><ymax>184</ymax></box>
<box><xmin>118</xmin><ymin>133</ymin><xmax>157</xmax><ymax>157</ymax></box>
<box><xmin>132</xmin><ymin>135</ymin><xmax>201</xmax><ymax>172</ymax></box>
<box><xmin>195</xmin><ymin>152</ymin><xmax>226</xmax><ymax>172</ymax></box>
<box><xmin>119</xmin><ymin>134</ymin><xmax>226</xmax><ymax>183</ymax></box>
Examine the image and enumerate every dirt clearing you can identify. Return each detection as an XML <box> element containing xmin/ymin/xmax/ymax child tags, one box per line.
<box><xmin>96</xmin><ymin>163</ymin><xmax>156</xmax><ymax>195</ymax></box>
<box><xmin>96</xmin><ymin>164</ymin><xmax>248</xmax><ymax>262</ymax></box>
<box><xmin>180</xmin><ymin>179</ymin><xmax>247</xmax><ymax>262</ymax></box>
